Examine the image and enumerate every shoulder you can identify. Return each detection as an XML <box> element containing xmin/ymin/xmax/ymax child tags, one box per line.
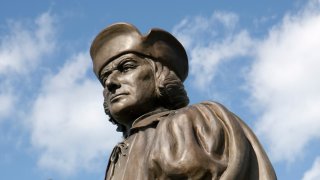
<box><xmin>157</xmin><ymin>101</ymin><xmax>246</xmax><ymax>140</ymax></box>
<box><xmin>180</xmin><ymin>101</ymin><xmax>230</xmax><ymax>112</ymax></box>
<box><xmin>168</xmin><ymin>101</ymin><xmax>231</xmax><ymax>119</ymax></box>
<box><xmin>158</xmin><ymin>101</ymin><xmax>232</xmax><ymax>127</ymax></box>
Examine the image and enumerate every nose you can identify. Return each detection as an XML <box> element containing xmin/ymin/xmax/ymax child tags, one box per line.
<box><xmin>105</xmin><ymin>71</ymin><xmax>121</xmax><ymax>92</ymax></box>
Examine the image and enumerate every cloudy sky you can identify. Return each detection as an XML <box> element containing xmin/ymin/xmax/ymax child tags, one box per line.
<box><xmin>1</xmin><ymin>0</ymin><xmax>320</xmax><ymax>179</ymax></box>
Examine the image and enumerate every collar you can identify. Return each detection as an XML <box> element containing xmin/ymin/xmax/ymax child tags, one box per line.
<box><xmin>128</xmin><ymin>108</ymin><xmax>172</xmax><ymax>136</ymax></box>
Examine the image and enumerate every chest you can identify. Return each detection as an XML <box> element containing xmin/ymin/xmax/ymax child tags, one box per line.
<box><xmin>106</xmin><ymin>128</ymin><xmax>156</xmax><ymax>180</ymax></box>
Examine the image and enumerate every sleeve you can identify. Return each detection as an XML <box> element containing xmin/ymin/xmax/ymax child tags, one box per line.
<box><xmin>147</xmin><ymin>101</ymin><xmax>276</xmax><ymax>180</ymax></box>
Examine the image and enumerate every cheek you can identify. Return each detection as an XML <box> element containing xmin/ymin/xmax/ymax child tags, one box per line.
<box><xmin>137</xmin><ymin>71</ymin><xmax>155</xmax><ymax>91</ymax></box>
<box><xmin>103</xmin><ymin>88</ymin><xmax>108</xmax><ymax>98</ymax></box>
<box><xmin>103</xmin><ymin>88</ymin><xmax>111</xmax><ymax>103</ymax></box>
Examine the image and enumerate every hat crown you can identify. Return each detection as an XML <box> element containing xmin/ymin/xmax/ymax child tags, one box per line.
<box><xmin>90</xmin><ymin>23</ymin><xmax>141</xmax><ymax>60</ymax></box>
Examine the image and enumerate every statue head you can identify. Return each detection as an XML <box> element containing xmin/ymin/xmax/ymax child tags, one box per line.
<box><xmin>90</xmin><ymin>23</ymin><xmax>189</xmax><ymax>135</ymax></box>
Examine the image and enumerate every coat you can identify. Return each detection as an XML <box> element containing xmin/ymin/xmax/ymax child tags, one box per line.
<box><xmin>105</xmin><ymin>101</ymin><xmax>276</xmax><ymax>180</ymax></box>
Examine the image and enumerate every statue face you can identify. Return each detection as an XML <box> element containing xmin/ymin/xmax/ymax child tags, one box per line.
<box><xmin>100</xmin><ymin>53</ymin><xmax>158</xmax><ymax>127</ymax></box>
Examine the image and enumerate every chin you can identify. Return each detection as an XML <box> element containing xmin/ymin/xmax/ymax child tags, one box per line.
<box><xmin>109</xmin><ymin>99</ymin><xmax>136</xmax><ymax>117</ymax></box>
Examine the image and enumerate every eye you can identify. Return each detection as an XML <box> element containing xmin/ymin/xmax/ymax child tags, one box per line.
<box><xmin>100</xmin><ymin>71</ymin><xmax>111</xmax><ymax>84</ymax></box>
<box><xmin>120</xmin><ymin>61</ymin><xmax>137</xmax><ymax>72</ymax></box>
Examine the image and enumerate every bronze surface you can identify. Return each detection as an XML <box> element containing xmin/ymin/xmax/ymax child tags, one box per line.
<box><xmin>90</xmin><ymin>22</ymin><xmax>277</xmax><ymax>180</ymax></box>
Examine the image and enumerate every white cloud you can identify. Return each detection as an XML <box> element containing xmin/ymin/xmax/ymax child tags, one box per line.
<box><xmin>248</xmin><ymin>0</ymin><xmax>320</xmax><ymax>162</ymax></box>
<box><xmin>30</xmin><ymin>52</ymin><xmax>120</xmax><ymax>174</ymax></box>
<box><xmin>189</xmin><ymin>31</ymin><xmax>253</xmax><ymax>89</ymax></box>
<box><xmin>0</xmin><ymin>12</ymin><xmax>56</xmax><ymax>121</ymax></box>
<box><xmin>0</xmin><ymin>12</ymin><xmax>56</xmax><ymax>75</ymax></box>
<box><xmin>172</xmin><ymin>0</ymin><xmax>320</xmax><ymax>167</ymax></box>
<box><xmin>303</xmin><ymin>157</ymin><xmax>320</xmax><ymax>180</ymax></box>
<box><xmin>173</xmin><ymin>11</ymin><xmax>254</xmax><ymax>90</ymax></box>
<box><xmin>0</xmin><ymin>11</ymin><xmax>120</xmax><ymax>175</ymax></box>
<box><xmin>0</xmin><ymin>92</ymin><xmax>15</xmax><ymax>120</ymax></box>
<box><xmin>0</xmin><ymin>75</ymin><xmax>15</xmax><ymax>120</ymax></box>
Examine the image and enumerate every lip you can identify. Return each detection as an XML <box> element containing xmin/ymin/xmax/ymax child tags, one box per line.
<box><xmin>110</xmin><ymin>93</ymin><xmax>128</xmax><ymax>102</ymax></box>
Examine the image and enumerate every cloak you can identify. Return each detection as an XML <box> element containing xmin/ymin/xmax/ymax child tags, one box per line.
<box><xmin>105</xmin><ymin>101</ymin><xmax>276</xmax><ymax>180</ymax></box>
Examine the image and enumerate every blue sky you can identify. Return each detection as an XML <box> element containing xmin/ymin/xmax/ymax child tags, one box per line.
<box><xmin>1</xmin><ymin>0</ymin><xmax>320</xmax><ymax>179</ymax></box>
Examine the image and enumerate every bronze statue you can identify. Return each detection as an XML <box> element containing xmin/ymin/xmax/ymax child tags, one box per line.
<box><xmin>90</xmin><ymin>23</ymin><xmax>277</xmax><ymax>180</ymax></box>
